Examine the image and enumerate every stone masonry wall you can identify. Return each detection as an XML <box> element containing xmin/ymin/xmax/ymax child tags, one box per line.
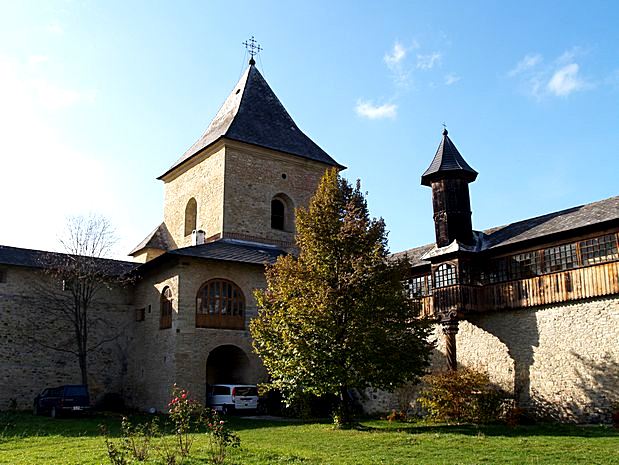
<box><xmin>362</xmin><ymin>295</ymin><xmax>619</xmax><ymax>423</ymax></box>
<box><xmin>162</xmin><ymin>144</ymin><xmax>226</xmax><ymax>249</ymax></box>
<box><xmin>124</xmin><ymin>258</ymin><xmax>267</xmax><ymax>411</ymax></box>
<box><xmin>0</xmin><ymin>265</ymin><xmax>134</xmax><ymax>410</ymax></box>
<box><xmin>224</xmin><ymin>142</ymin><xmax>330</xmax><ymax>245</ymax></box>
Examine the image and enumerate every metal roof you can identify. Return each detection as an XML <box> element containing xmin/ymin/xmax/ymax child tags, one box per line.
<box><xmin>129</xmin><ymin>223</ymin><xmax>173</xmax><ymax>256</ymax></box>
<box><xmin>159</xmin><ymin>64</ymin><xmax>342</xmax><ymax>179</ymax></box>
<box><xmin>421</xmin><ymin>129</ymin><xmax>478</xmax><ymax>186</ymax></box>
<box><xmin>166</xmin><ymin>238</ymin><xmax>285</xmax><ymax>266</ymax></box>
<box><xmin>0</xmin><ymin>245</ymin><xmax>138</xmax><ymax>276</ymax></box>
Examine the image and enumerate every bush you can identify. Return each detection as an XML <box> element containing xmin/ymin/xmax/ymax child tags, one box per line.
<box><xmin>417</xmin><ymin>368</ymin><xmax>506</xmax><ymax>423</ymax></box>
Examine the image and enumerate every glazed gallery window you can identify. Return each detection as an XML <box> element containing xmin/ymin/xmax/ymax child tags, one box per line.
<box><xmin>160</xmin><ymin>286</ymin><xmax>173</xmax><ymax>329</ymax></box>
<box><xmin>196</xmin><ymin>279</ymin><xmax>245</xmax><ymax>330</ymax></box>
<box><xmin>406</xmin><ymin>275</ymin><xmax>432</xmax><ymax>297</ymax></box>
<box><xmin>434</xmin><ymin>264</ymin><xmax>457</xmax><ymax>288</ymax></box>
<box><xmin>580</xmin><ymin>234</ymin><xmax>619</xmax><ymax>266</ymax></box>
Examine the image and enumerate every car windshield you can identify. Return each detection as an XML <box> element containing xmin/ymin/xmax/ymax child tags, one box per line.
<box><xmin>212</xmin><ymin>386</ymin><xmax>230</xmax><ymax>395</ymax></box>
<box><xmin>65</xmin><ymin>386</ymin><xmax>88</xmax><ymax>396</ymax></box>
<box><xmin>235</xmin><ymin>387</ymin><xmax>258</xmax><ymax>396</ymax></box>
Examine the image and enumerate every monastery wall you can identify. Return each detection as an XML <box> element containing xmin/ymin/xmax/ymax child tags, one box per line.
<box><xmin>0</xmin><ymin>265</ymin><xmax>133</xmax><ymax>410</ymax></box>
<box><xmin>362</xmin><ymin>295</ymin><xmax>619</xmax><ymax>423</ymax></box>
<box><xmin>124</xmin><ymin>267</ymin><xmax>179</xmax><ymax>411</ymax></box>
<box><xmin>224</xmin><ymin>143</ymin><xmax>329</xmax><ymax>245</ymax></box>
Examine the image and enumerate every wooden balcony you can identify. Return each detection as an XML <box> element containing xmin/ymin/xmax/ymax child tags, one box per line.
<box><xmin>416</xmin><ymin>261</ymin><xmax>619</xmax><ymax>318</ymax></box>
<box><xmin>195</xmin><ymin>313</ymin><xmax>245</xmax><ymax>330</ymax></box>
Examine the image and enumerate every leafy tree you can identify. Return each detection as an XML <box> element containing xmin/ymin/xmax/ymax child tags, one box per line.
<box><xmin>251</xmin><ymin>169</ymin><xmax>432</xmax><ymax>424</ymax></box>
<box><xmin>28</xmin><ymin>215</ymin><xmax>133</xmax><ymax>385</ymax></box>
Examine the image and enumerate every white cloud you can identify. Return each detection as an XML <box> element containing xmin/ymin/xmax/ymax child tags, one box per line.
<box><xmin>508</xmin><ymin>53</ymin><xmax>542</xmax><ymax>77</ymax></box>
<box><xmin>508</xmin><ymin>49</ymin><xmax>591</xmax><ymax>99</ymax></box>
<box><xmin>416</xmin><ymin>52</ymin><xmax>442</xmax><ymax>70</ymax></box>
<box><xmin>547</xmin><ymin>63</ymin><xmax>585</xmax><ymax>96</ymax></box>
<box><xmin>355</xmin><ymin>100</ymin><xmax>397</xmax><ymax>119</ymax></box>
<box><xmin>384</xmin><ymin>42</ymin><xmax>406</xmax><ymax>67</ymax></box>
<box><xmin>444</xmin><ymin>74</ymin><xmax>461</xmax><ymax>85</ymax></box>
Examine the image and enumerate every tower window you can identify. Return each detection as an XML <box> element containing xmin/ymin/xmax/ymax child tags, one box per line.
<box><xmin>271</xmin><ymin>193</ymin><xmax>294</xmax><ymax>232</ymax></box>
<box><xmin>184</xmin><ymin>198</ymin><xmax>197</xmax><ymax>236</ymax></box>
<box><xmin>271</xmin><ymin>199</ymin><xmax>285</xmax><ymax>230</ymax></box>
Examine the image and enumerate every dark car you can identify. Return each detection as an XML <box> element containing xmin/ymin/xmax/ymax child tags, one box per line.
<box><xmin>33</xmin><ymin>384</ymin><xmax>90</xmax><ymax>418</ymax></box>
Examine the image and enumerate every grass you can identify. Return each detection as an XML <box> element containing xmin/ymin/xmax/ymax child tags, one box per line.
<box><xmin>0</xmin><ymin>411</ymin><xmax>618</xmax><ymax>465</ymax></box>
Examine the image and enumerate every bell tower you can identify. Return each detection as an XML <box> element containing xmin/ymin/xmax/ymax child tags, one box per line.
<box><xmin>421</xmin><ymin>128</ymin><xmax>478</xmax><ymax>247</ymax></box>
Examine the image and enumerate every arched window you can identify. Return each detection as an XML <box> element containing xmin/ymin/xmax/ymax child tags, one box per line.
<box><xmin>160</xmin><ymin>286</ymin><xmax>173</xmax><ymax>329</ymax></box>
<box><xmin>271</xmin><ymin>199</ymin><xmax>285</xmax><ymax>230</ymax></box>
<box><xmin>271</xmin><ymin>193</ymin><xmax>294</xmax><ymax>232</ymax></box>
<box><xmin>196</xmin><ymin>279</ymin><xmax>245</xmax><ymax>330</ymax></box>
<box><xmin>434</xmin><ymin>263</ymin><xmax>457</xmax><ymax>288</ymax></box>
<box><xmin>184</xmin><ymin>198</ymin><xmax>197</xmax><ymax>236</ymax></box>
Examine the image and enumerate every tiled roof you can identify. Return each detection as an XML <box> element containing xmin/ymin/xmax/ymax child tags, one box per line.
<box><xmin>0</xmin><ymin>245</ymin><xmax>138</xmax><ymax>276</ymax></box>
<box><xmin>159</xmin><ymin>64</ymin><xmax>342</xmax><ymax>179</ymax></box>
<box><xmin>421</xmin><ymin>129</ymin><xmax>478</xmax><ymax>186</ymax></box>
<box><xmin>395</xmin><ymin>195</ymin><xmax>619</xmax><ymax>268</ymax></box>
<box><xmin>129</xmin><ymin>223</ymin><xmax>173</xmax><ymax>256</ymax></box>
<box><xmin>167</xmin><ymin>238</ymin><xmax>285</xmax><ymax>265</ymax></box>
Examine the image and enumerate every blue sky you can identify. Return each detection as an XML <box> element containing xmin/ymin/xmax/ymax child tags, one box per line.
<box><xmin>1</xmin><ymin>1</ymin><xmax>618</xmax><ymax>258</ymax></box>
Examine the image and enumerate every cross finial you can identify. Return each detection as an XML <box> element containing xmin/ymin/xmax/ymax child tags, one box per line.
<box><xmin>243</xmin><ymin>36</ymin><xmax>262</xmax><ymax>65</ymax></box>
<box><xmin>442</xmin><ymin>122</ymin><xmax>448</xmax><ymax>136</ymax></box>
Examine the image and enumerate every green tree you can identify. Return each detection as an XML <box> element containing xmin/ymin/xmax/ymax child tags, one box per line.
<box><xmin>251</xmin><ymin>168</ymin><xmax>432</xmax><ymax>425</ymax></box>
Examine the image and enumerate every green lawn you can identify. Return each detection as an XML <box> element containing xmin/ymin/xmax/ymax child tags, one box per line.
<box><xmin>1</xmin><ymin>412</ymin><xmax>617</xmax><ymax>465</ymax></box>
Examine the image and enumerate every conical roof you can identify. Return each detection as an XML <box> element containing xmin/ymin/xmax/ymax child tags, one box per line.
<box><xmin>421</xmin><ymin>129</ymin><xmax>478</xmax><ymax>186</ymax></box>
<box><xmin>159</xmin><ymin>64</ymin><xmax>342</xmax><ymax>179</ymax></box>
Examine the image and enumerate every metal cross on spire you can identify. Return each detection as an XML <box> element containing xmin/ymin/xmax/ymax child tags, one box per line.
<box><xmin>243</xmin><ymin>36</ymin><xmax>262</xmax><ymax>65</ymax></box>
<box><xmin>442</xmin><ymin>122</ymin><xmax>448</xmax><ymax>136</ymax></box>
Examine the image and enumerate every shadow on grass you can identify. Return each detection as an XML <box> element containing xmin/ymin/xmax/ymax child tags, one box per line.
<box><xmin>365</xmin><ymin>422</ymin><xmax>619</xmax><ymax>439</ymax></box>
<box><xmin>0</xmin><ymin>411</ymin><xmax>306</xmax><ymax>439</ymax></box>
<box><xmin>3</xmin><ymin>411</ymin><xmax>617</xmax><ymax>440</ymax></box>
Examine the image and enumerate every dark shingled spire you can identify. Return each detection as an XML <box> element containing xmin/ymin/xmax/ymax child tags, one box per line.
<box><xmin>421</xmin><ymin>128</ymin><xmax>478</xmax><ymax>186</ymax></box>
<box><xmin>159</xmin><ymin>63</ymin><xmax>342</xmax><ymax>179</ymax></box>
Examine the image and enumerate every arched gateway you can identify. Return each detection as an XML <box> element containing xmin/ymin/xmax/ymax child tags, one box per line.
<box><xmin>206</xmin><ymin>345</ymin><xmax>252</xmax><ymax>385</ymax></box>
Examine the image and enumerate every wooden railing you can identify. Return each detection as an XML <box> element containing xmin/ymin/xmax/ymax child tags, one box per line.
<box><xmin>195</xmin><ymin>313</ymin><xmax>245</xmax><ymax>330</ymax></box>
<box><xmin>417</xmin><ymin>261</ymin><xmax>619</xmax><ymax>317</ymax></box>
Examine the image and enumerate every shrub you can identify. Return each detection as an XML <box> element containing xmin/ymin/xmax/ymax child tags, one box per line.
<box><xmin>203</xmin><ymin>409</ymin><xmax>241</xmax><ymax>465</ymax></box>
<box><xmin>417</xmin><ymin>368</ymin><xmax>506</xmax><ymax>423</ymax></box>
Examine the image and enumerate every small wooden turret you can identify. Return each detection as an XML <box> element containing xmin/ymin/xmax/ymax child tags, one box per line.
<box><xmin>421</xmin><ymin>128</ymin><xmax>478</xmax><ymax>248</ymax></box>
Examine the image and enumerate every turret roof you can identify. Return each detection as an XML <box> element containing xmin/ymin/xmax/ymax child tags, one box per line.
<box><xmin>421</xmin><ymin>129</ymin><xmax>478</xmax><ymax>186</ymax></box>
<box><xmin>159</xmin><ymin>64</ymin><xmax>342</xmax><ymax>179</ymax></box>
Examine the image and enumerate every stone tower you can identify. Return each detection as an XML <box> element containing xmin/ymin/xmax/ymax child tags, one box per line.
<box><xmin>421</xmin><ymin>128</ymin><xmax>478</xmax><ymax>248</ymax></box>
<box><xmin>130</xmin><ymin>61</ymin><xmax>343</xmax><ymax>262</ymax></box>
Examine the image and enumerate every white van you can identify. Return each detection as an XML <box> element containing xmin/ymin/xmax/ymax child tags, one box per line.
<box><xmin>206</xmin><ymin>384</ymin><xmax>259</xmax><ymax>414</ymax></box>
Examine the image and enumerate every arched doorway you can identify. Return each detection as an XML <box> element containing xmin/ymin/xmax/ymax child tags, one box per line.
<box><xmin>205</xmin><ymin>345</ymin><xmax>251</xmax><ymax>385</ymax></box>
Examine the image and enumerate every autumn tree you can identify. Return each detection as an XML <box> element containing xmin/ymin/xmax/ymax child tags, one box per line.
<box><xmin>29</xmin><ymin>215</ymin><xmax>133</xmax><ymax>385</ymax></box>
<box><xmin>251</xmin><ymin>169</ymin><xmax>432</xmax><ymax>424</ymax></box>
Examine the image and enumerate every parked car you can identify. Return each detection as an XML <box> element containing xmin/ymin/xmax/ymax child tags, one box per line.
<box><xmin>33</xmin><ymin>384</ymin><xmax>91</xmax><ymax>418</ymax></box>
<box><xmin>206</xmin><ymin>384</ymin><xmax>258</xmax><ymax>415</ymax></box>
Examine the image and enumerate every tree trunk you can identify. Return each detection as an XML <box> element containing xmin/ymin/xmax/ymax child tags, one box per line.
<box><xmin>338</xmin><ymin>385</ymin><xmax>351</xmax><ymax>426</ymax></box>
<box><xmin>78</xmin><ymin>351</ymin><xmax>88</xmax><ymax>386</ymax></box>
